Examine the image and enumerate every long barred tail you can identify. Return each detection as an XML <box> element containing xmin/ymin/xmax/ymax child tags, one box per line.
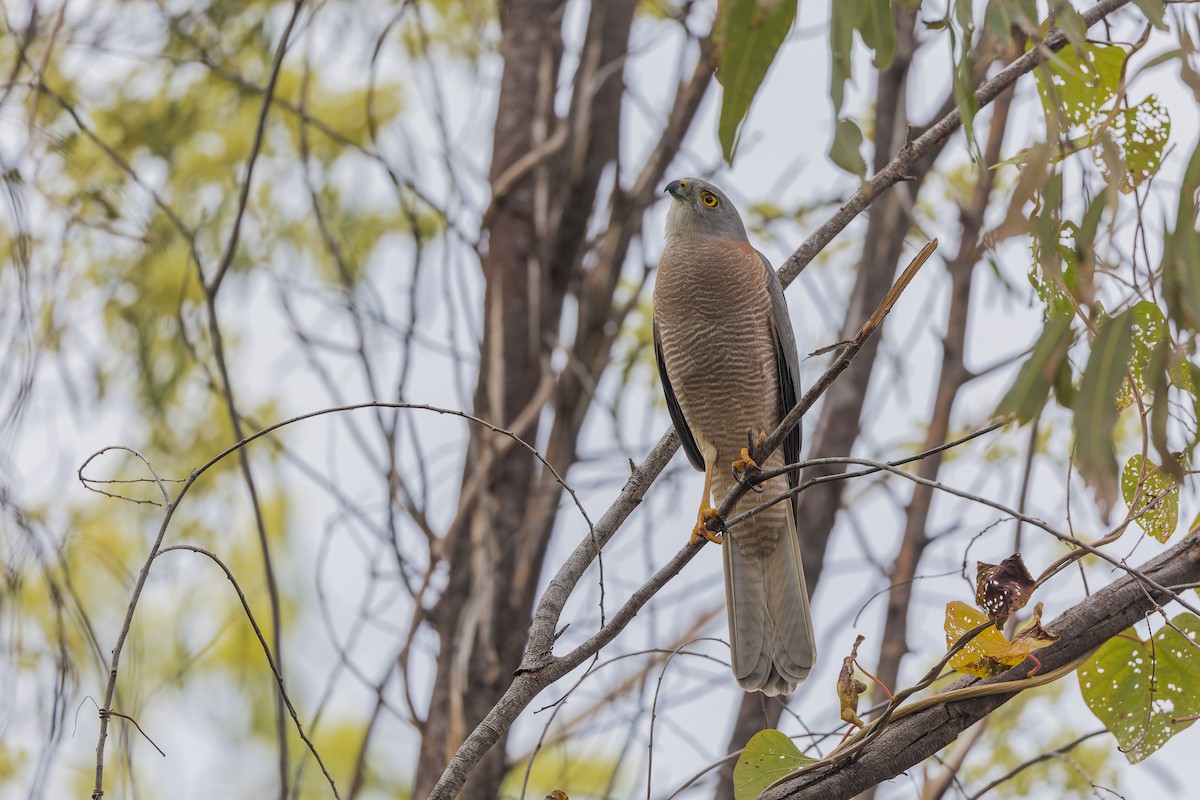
<box><xmin>722</xmin><ymin>511</ymin><xmax>816</xmax><ymax>696</ymax></box>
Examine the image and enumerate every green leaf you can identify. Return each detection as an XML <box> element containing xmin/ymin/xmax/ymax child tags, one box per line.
<box><xmin>1055</xmin><ymin>3</ymin><xmax>1088</xmax><ymax>48</ymax></box>
<box><xmin>830</xmin><ymin>117</ymin><xmax>867</xmax><ymax>177</ymax></box>
<box><xmin>716</xmin><ymin>0</ymin><xmax>798</xmax><ymax>164</ymax></box>
<box><xmin>995</xmin><ymin>315</ymin><xmax>1074</xmax><ymax>423</ymax></box>
<box><xmin>1078</xmin><ymin>616</ymin><xmax>1200</xmax><ymax>763</ymax></box>
<box><xmin>1168</xmin><ymin>352</ymin><xmax>1200</xmax><ymax>397</ymax></box>
<box><xmin>1148</xmin><ymin>349</ymin><xmax>1181</xmax><ymax>483</ymax></box>
<box><xmin>1161</xmin><ymin>138</ymin><xmax>1200</xmax><ymax>333</ymax></box>
<box><xmin>1075</xmin><ymin>309</ymin><xmax>1135</xmax><ymax>512</ymax></box>
<box><xmin>859</xmin><ymin>0</ymin><xmax>896</xmax><ymax>69</ymax></box>
<box><xmin>1120</xmin><ymin>455</ymin><xmax>1179</xmax><ymax>542</ymax></box>
<box><xmin>733</xmin><ymin>729</ymin><xmax>817</xmax><ymax>800</ymax></box>
<box><xmin>1133</xmin><ymin>0</ymin><xmax>1167</xmax><ymax>30</ymax></box>
<box><xmin>950</xmin><ymin>0</ymin><xmax>981</xmax><ymax>162</ymax></box>
<box><xmin>829</xmin><ymin>0</ymin><xmax>863</xmax><ymax>115</ymax></box>
<box><xmin>1035</xmin><ymin>44</ymin><xmax>1126</xmax><ymax>130</ymax></box>
<box><xmin>1076</xmin><ymin>190</ymin><xmax>1110</xmax><ymax>280</ymax></box>
<box><xmin>983</xmin><ymin>0</ymin><xmax>1037</xmax><ymax>39</ymax></box>
<box><xmin>1117</xmin><ymin>300</ymin><xmax>1167</xmax><ymax>410</ymax></box>
<box><xmin>1030</xmin><ymin>219</ymin><xmax>1081</xmax><ymax>321</ymax></box>
<box><xmin>1093</xmin><ymin>95</ymin><xmax>1171</xmax><ymax>193</ymax></box>
<box><xmin>993</xmin><ymin>135</ymin><xmax>1092</xmax><ymax>169</ymax></box>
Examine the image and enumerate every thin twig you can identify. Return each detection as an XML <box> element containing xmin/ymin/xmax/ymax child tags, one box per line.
<box><xmin>158</xmin><ymin>545</ymin><xmax>340</xmax><ymax>798</ymax></box>
<box><xmin>99</xmin><ymin>711</ymin><xmax>166</xmax><ymax>758</ymax></box>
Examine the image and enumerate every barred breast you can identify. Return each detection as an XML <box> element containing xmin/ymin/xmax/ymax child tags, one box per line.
<box><xmin>654</xmin><ymin>236</ymin><xmax>792</xmax><ymax>557</ymax></box>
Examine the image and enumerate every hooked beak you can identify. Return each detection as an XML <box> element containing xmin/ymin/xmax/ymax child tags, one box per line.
<box><xmin>665</xmin><ymin>179</ymin><xmax>687</xmax><ymax>200</ymax></box>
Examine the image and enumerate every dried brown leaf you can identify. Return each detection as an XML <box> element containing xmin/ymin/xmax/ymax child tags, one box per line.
<box><xmin>975</xmin><ymin>553</ymin><xmax>1037</xmax><ymax>624</ymax></box>
<box><xmin>838</xmin><ymin>635</ymin><xmax>868</xmax><ymax>728</ymax></box>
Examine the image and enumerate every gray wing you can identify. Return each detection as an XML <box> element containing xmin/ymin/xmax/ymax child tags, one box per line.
<box><xmin>653</xmin><ymin>321</ymin><xmax>705</xmax><ymax>472</ymax></box>
<box><xmin>759</xmin><ymin>252</ymin><xmax>803</xmax><ymax>520</ymax></box>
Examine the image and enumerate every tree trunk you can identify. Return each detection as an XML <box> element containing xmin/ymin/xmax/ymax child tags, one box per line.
<box><xmin>412</xmin><ymin>2</ymin><xmax>653</xmax><ymax>796</ymax></box>
<box><xmin>413</xmin><ymin>2</ymin><xmax>567</xmax><ymax>795</ymax></box>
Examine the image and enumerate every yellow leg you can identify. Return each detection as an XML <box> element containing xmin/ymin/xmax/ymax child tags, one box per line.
<box><xmin>690</xmin><ymin>459</ymin><xmax>723</xmax><ymax>545</ymax></box>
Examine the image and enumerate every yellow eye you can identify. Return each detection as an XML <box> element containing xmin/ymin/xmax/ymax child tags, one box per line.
<box><xmin>700</xmin><ymin>192</ymin><xmax>719</xmax><ymax>208</ymax></box>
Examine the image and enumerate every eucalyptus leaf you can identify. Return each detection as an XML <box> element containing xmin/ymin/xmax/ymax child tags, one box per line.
<box><xmin>1075</xmin><ymin>309</ymin><xmax>1135</xmax><ymax>514</ymax></box>
<box><xmin>1117</xmin><ymin>300</ymin><xmax>1167</xmax><ymax>409</ymax></box>
<box><xmin>1093</xmin><ymin>95</ymin><xmax>1171</xmax><ymax>193</ymax></box>
<box><xmin>995</xmin><ymin>315</ymin><xmax>1074</xmax><ymax>423</ymax></box>
<box><xmin>715</xmin><ymin>0</ymin><xmax>798</xmax><ymax>164</ymax></box>
<box><xmin>830</xmin><ymin>117</ymin><xmax>868</xmax><ymax>177</ymax></box>
<box><xmin>1160</xmin><ymin>139</ymin><xmax>1200</xmax><ymax>333</ymax></box>
<box><xmin>1133</xmin><ymin>0</ymin><xmax>1167</xmax><ymax>30</ymax></box>
<box><xmin>859</xmin><ymin>0</ymin><xmax>896</xmax><ymax>69</ymax></box>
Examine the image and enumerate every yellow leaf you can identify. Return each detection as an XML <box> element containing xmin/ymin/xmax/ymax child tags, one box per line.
<box><xmin>945</xmin><ymin>601</ymin><xmax>1059</xmax><ymax>678</ymax></box>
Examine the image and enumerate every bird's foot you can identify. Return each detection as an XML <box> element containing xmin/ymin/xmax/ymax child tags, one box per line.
<box><xmin>690</xmin><ymin>506</ymin><xmax>724</xmax><ymax>545</ymax></box>
<box><xmin>731</xmin><ymin>447</ymin><xmax>758</xmax><ymax>473</ymax></box>
<box><xmin>731</xmin><ymin>432</ymin><xmax>767</xmax><ymax>492</ymax></box>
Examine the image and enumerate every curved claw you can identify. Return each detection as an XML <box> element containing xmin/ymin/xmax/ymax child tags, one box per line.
<box><xmin>731</xmin><ymin>439</ymin><xmax>766</xmax><ymax>493</ymax></box>
<box><xmin>731</xmin><ymin>464</ymin><xmax>766</xmax><ymax>492</ymax></box>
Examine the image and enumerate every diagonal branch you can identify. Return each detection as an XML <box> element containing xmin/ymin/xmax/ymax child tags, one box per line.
<box><xmin>760</xmin><ymin>533</ymin><xmax>1200</xmax><ymax>799</ymax></box>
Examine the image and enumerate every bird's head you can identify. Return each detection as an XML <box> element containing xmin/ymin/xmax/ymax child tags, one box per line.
<box><xmin>663</xmin><ymin>177</ymin><xmax>748</xmax><ymax>243</ymax></box>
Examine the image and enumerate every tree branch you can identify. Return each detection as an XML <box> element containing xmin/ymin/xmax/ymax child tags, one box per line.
<box><xmin>759</xmin><ymin>533</ymin><xmax>1200</xmax><ymax>799</ymax></box>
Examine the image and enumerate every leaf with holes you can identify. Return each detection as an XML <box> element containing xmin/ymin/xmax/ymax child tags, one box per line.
<box><xmin>1168</xmin><ymin>351</ymin><xmax>1200</xmax><ymax>396</ymax></box>
<box><xmin>1117</xmin><ymin>300</ymin><xmax>1167</xmax><ymax>410</ymax></box>
<box><xmin>1078</xmin><ymin>616</ymin><xmax>1200</xmax><ymax>763</ymax></box>
<box><xmin>1030</xmin><ymin>221</ymin><xmax>1082</xmax><ymax>321</ymax></box>
<box><xmin>976</xmin><ymin>554</ymin><xmax>1036</xmax><ymax>625</ymax></box>
<box><xmin>1035</xmin><ymin>44</ymin><xmax>1125</xmax><ymax>130</ymax></box>
<box><xmin>945</xmin><ymin>601</ymin><xmax>1058</xmax><ymax>679</ymax></box>
<box><xmin>1120</xmin><ymin>455</ymin><xmax>1178</xmax><ymax>543</ymax></box>
<box><xmin>733</xmin><ymin>729</ymin><xmax>816</xmax><ymax>800</ymax></box>
<box><xmin>1075</xmin><ymin>309</ymin><xmax>1135</xmax><ymax>516</ymax></box>
<box><xmin>1093</xmin><ymin>95</ymin><xmax>1171</xmax><ymax>193</ymax></box>
<box><xmin>715</xmin><ymin>0</ymin><xmax>797</xmax><ymax>164</ymax></box>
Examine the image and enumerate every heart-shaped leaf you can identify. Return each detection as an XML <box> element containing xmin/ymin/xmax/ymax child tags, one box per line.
<box><xmin>1078</xmin><ymin>616</ymin><xmax>1200</xmax><ymax>763</ymax></box>
<box><xmin>733</xmin><ymin>729</ymin><xmax>817</xmax><ymax>800</ymax></box>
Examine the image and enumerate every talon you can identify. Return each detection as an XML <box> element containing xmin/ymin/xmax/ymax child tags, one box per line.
<box><xmin>731</xmin><ymin>431</ymin><xmax>769</xmax><ymax>491</ymax></box>
<box><xmin>690</xmin><ymin>507</ymin><xmax>724</xmax><ymax>545</ymax></box>
<box><xmin>731</xmin><ymin>446</ymin><xmax>759</xmax><ymax>474</ymax></box>
<box><xmin>731</xmin><ymin>463</ymin><xmax>766</xmax><ymax>492</ymax></box>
